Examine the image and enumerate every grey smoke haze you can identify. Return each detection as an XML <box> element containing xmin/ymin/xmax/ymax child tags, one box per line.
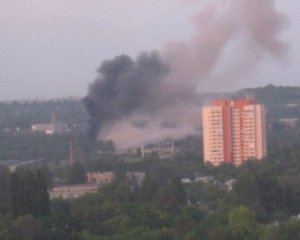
<box><xmin>164</xmin><ymin>0</ymin><xmax>288</xmax><ymax>91</ymax></box>
<box><xmin>85</xmin><ymin>0</ymin><xmax>288</xmax><ymax>147</ymax></box>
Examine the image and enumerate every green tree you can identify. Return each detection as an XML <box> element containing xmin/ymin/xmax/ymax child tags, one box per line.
<box><xmin>139</xmin><ymin>177</ymin><xmax>159</xmax><ymax>203</ymax></box>
<box><xmin>0</xmin><ymin>167</ymin><xmax>11</xmax><ymax>214</ymax></box>
<box><xmin>228</xmin><ymin>206</ymin><xmax>259</xmax><ymax>240</ymax></box>
<box><xmin>233</xmin><ymin>171</ymin><xmax>283</xmax><ymax>220</ymax></box>
<box><xmin>113</xmin><ymin>160</ymin><xmax>127</xmax><ymax>182</ymax></box>
<box><xmin>260</xmin><ymin>224</ymin><xmax>281</xmax><ymax>240</ymax></box>
<box><xmin>280</xmin><ymin>175</ymin><xmax>300</xmax><ymax>215</ymax></box>
<box><xmin>10</xmin><ymin>169</ymin><xmax>49</xmax><ymax>217</ymax></box>
<box><xmin>0</xmin><ymin>215</ymin><xmax>14</xmax><ymax>240</ymax></box>
<box><xmin>67</xmin><ymin>162</ymin><xmax>86</xmax><ymax>184</ymax></box>
<box><xmin>14</xmin><ymin>215</ymin><xmax>38</xmax><ymax>240</ymax></box>
<box><xmin>170</xmin><ymin>177</ymin><xmax>186</xmax><ymax>205</ymax></box>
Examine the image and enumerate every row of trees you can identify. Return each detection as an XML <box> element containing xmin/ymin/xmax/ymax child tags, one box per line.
<box><xmin>0</xmin><ymin>99</ymin><xmax>87</xmax><ymax>131</ymax></box>
<box><xmin>2</xmin><ymin>149</ymin><xmax>300</xmax><ymax>239</ymax></box>
<box><xmin>0</xmin><ymin>133</ymin><xmax>71</xmax><ymax>161</ymax></box>
<box><xmin>0</xmin><ymin>167</ymin><xmax>49</xmax><ymax>218</ymax></box>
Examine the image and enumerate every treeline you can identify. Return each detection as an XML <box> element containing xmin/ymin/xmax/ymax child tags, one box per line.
<box><xmin>0</xmin><ymin>133</ymin><xmax>71</xmax><ymax>161</ymax></box>
<box><xmin>0</xmin><ymin>168</ymin><xmax>50</xmax><ymax>217</ymax></box>
<box><xmin>0</xmin><ymin>130</ymin><xmax>116</xmax><ymax>162</ymax></box>
<box><xmin>57</xmin><ymin>157</ymin><xmax>300</xmax><ymax>240</ymax></box>
<box><xmin>0</xmin><ymin>99</ymin><xmax>87</xmax><ymax>131</ymax></box>
<box><xmin>2</xmin><ymin>151</ymin><xmax>300</xmax><ymax>239</ymax></box>
<box><xmin>2</xmin><ymin>85</ymin><xmax>300</xmax><ymax>131</ymax></box>
<box><xmin>233</xmin><ymin>84</ymin><xmax>300</xmax><ymax>123</ymax></box>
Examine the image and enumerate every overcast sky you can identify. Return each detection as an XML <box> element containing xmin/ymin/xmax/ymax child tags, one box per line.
<box><xmin>0</xmin><ymin>0</ymin><xmax>299</xmax><ymax>101</ymax></box>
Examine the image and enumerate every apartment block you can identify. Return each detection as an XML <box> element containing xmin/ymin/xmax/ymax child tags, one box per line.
<box><xmin>202</xmin><ymin>99</ymin><xmax>267</xmax><ymax>166</ymax></box>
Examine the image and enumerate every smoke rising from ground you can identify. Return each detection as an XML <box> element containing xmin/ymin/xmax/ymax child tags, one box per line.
<box><xmin>84</xmin><ymin>0</ymin><xmax>288</xmax><ymax>148</ymax></box>
<box><xmin>83</xmin><ymin>52</ymin><xmax>170</xmax><ymax>140</ymax></box>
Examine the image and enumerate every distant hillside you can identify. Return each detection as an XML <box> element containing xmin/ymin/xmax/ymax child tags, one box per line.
<box><xmin>200</xmin><ymin>85</ymin><xmax>300</xmax><ymax>124</ymax></box>
<box><xmin>0</xmin><ymin>98</ymin><xmax>87</xmax><ymax>132</ymax></box>
<box><xmin>234</xmin><ymin>85</ymin><xmax>300</xmax><ymax>122</ymax></box>
<box><xmin>1</xmin><ymin>85</ymin><xmax>300</xmax><ymax>132</ymax></box>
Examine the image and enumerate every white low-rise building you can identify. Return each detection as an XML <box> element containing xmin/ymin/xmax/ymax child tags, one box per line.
<box><xmin>86</xmin><ymin>172</ymin><xmax>114</xmax><ymax>185</ymax></box>
<box><xmin>49</xmin><ymin>184</ymin><xmax>98</xmax><ymax>199</ymax></box>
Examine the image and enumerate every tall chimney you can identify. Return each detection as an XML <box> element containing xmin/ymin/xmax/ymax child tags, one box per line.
<box><xmin>69</xmin><ymin>140</ymin><xmax>75</xmax><ymax>165</ymax></box>
<box><xmin>141</xmin><ymin>145</ymin><xmax>145</xmax><ymax>159</ymax></box>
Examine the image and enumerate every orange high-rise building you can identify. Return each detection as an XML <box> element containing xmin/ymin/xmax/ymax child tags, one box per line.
<box><xmin>202</xmin><ymin>99</ymin><xmax>267</xmax><ymax>166</ymax></box>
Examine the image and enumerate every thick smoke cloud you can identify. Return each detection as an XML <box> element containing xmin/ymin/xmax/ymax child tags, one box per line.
<box><xmin>84</xmin><ymin>52</ymin><xmax>170</xmax><ymax>140</ymax></box>
<box><xmin>84</xmin><ymin>0</ymin><xmax>288</xmax><ymax>147</ymax></box>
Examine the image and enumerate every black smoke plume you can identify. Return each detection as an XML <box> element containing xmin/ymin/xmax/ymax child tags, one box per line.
<box><xmin>83</xmin><ymin>52</ymin><xmax>169</xmax><ymax>141</ymax></box>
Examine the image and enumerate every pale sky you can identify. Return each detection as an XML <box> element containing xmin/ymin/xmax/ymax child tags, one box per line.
<box><xmin>0</xmin><ymin>0</ymin><xmax>299</xmax><ymax>100</ymax></box>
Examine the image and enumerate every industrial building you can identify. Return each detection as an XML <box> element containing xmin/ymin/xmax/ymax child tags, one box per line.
<box><xmin>31</xmin><ymin>113</ymin><xmax>67</xmax><ymax>135</ymax></box>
